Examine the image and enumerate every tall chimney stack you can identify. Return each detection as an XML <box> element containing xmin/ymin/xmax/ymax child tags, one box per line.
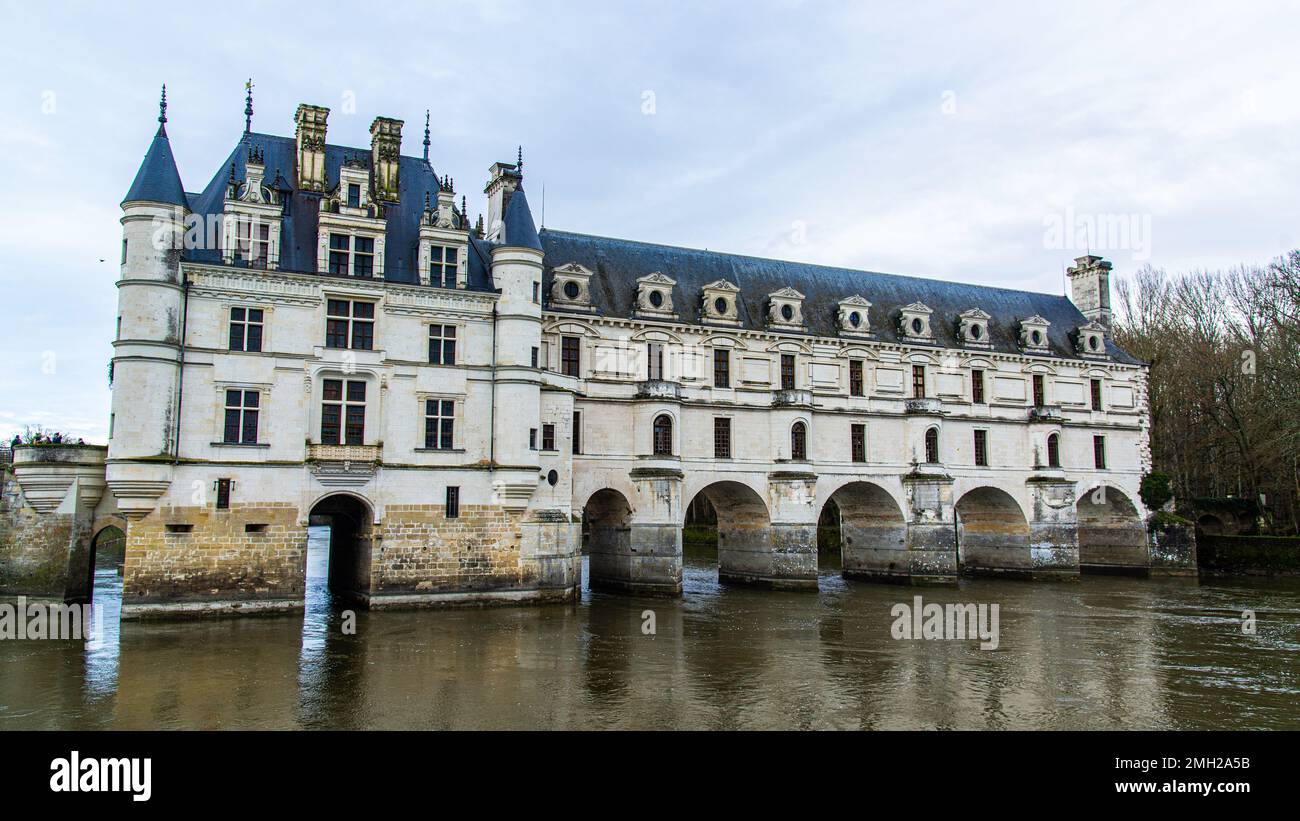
<box><xmin>294</xmin><ymin>104</ymin><xmax>329</xmax><ymax>192</ymax></box>
<box><xmin>1067</xmin><ymin>255</ymin><xmax>1113</xmax><ymax>327</ymax></box>
<box><xmin>484</xmin><ymin>158</ymin><xmax>522</xmax><ymax>241</ymax></box>
<box><xmin>370</xmin><ymin>117</ymin><xmax>403</xmax><ymax>202</ymax></box>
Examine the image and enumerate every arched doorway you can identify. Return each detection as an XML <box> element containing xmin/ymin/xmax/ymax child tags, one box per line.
<box><xmin>82</xmin><ymin>525</ymin><xmax>125</xmax><ymax>604</ymax></box>
<box><xmin>684</xmin><ymin>481</ymin><xmax>772</xmax><ymax>586</ymax></box>
<box><xmin>584</xmin><ymin>489</ymin><xmax>633</xmax><ymax>591</ymax></box>
<box><xmin>822</xmin><ymin>482</ymin><xmax>907</xmax><ymax>581</ymax></box>
<box><xmin>1077</xmin><ymin>486</ymin><xmax>1147</xmax><ymax>572</ymax></box>
<box><xmin>955</xmin><ymin>487</ymin><xmax>1031</xmax><ymax>576</ymax></box>
<box><xmin>307</xmin><ymin>494</ymin><xmax>373</xmax><ymax>607</ymax></box>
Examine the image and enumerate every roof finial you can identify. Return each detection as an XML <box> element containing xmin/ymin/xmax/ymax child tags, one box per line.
<box><xmin>516</xmin><ymin>144</ymin><xmax>523</xmax><ymax>172</ymax></box>
<box><xmin>244</xmin><ymin>78</ymin><xmax>254</xmax><ymax>134</ymax></box>
<box><xmin>422</xmin><ymin>109</ymin><xmax>431</xmax><ymax>163</ymax></box>
<box><xmin>158</xmin><ymin>84</ymin><xmax>168</xmax><ymax>126</ymax></box>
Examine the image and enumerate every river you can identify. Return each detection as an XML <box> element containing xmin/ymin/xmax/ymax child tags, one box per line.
<box><xmin>1</xmin><ymin>530</ymin><xmax>1297</xmax><ymax>730</ymax></box>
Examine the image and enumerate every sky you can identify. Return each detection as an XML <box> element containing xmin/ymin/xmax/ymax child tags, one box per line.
<box><xmin>1</xmin><ymin>0</ymin><xmax>1298</xmax><ymax>444</ymax></box>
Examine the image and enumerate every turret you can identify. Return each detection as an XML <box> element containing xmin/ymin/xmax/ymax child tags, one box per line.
<box><xmin>108</xmin><ymin>85</ymin><xmax>186</xmax><ymax>518</ymax></box>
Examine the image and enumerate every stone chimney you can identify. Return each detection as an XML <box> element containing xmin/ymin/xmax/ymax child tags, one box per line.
<box><xmin>1067</xmin><ymin>255</ymin><xmax>1113</xmax><ymax>327</ymax></box>
<box><xmin>294</xmin><ymin>104</ymin><xmax>329</xmax><ymax>192</ymax></box>
<box><xmin>370</xmin><ymin>117</ymin><xmax>403</xmax><ymax>202</ymax></box>
<box><xmin>484</xmin><ymin>157</ymin><xmax>522</xmax><ymax>241</ymax></box>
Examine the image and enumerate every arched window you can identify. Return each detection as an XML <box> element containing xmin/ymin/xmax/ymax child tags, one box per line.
<box><xmin>1047</xmin><ymin>432</ymin><xmax>1060</xmax><ymax>468</ymax></box>
<box><xmin>652</xmin><ymin>414</ymin><xmax>673</xmax><ymax>456</ymax></box>
<box><xmin>924</xmin><ymin>427</ymin><xmax>939</xmax><ymax>464</ymax></box>
<box><xmin>791</xmin><ymin>421</ymin><xmax>807</xmax><ymax>461</ymax></box>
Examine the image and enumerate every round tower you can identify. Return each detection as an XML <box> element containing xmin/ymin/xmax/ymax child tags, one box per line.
<box><xmin>107</xmin><ymin>86</ymin><xmax>187</xmax><ymax>518</ymax></box>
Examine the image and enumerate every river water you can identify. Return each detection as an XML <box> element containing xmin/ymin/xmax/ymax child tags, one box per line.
<box><xmin>2</xmin><ymin>530</ymin><xmax>1298</xmax><ymax>730</ymax></box>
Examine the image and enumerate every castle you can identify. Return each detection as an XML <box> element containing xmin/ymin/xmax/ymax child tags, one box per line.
<box><xmin>0</xmin><ymin>88</ymin><xmax>1195</xmax><ymax>618</ymax></box>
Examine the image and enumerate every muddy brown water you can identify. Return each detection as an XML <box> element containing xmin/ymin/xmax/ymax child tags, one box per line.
<box><xmin>1</xmin><ymin>531</ymin><xmax>1297</xmax><ymax>730</ymax></box>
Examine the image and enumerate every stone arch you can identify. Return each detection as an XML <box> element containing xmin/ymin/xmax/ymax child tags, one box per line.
<box><xmin>1077</xmin><ymin>485</ymin><xmax>1147</xmax><ymax>572</ymax></box>
<box><xmin>308</xmin><ymin>492</ymin><xmax>374</xmax><ymax>604</ymax></box>
<box><xmin>685</xmin><ymin>480</ymin><xmax>774</xmax><ymax>585</ymax></box>
<box><xmin>822</xmin><ymin>481</ymin><xmax>908</xmax><ymax>581</ymax></box>
<box><xmin>584</xmin><ymin>488</ymin><xmax>634</xmax><ymax>591</ymax></box>
<box><xmin>72</xmin><ymin>523</ymin><xmax>127</xmax><ymax>603</ymax></box>
<box><xmin>955</xmin><ymin>485</ymin><xmax>1032</xmax><ymax>576</ymax></box>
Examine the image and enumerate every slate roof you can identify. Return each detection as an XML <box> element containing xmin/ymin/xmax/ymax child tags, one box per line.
<box><xmin>177</xmin><ymin>132</ymin><xmax>496</xmax><ymax>291</ymax></box>
<box><xmin>502</xmin><ymin>187</ymin><xmax>543</xmax><ymax>251</ymax></box>
<box><xmin>122</xmin><ymin>125</ymin><xmax>188</xmax><ymax>206</ymax></box>
<box><xmin>539</xmin><ymin>229</ymin><xmax>1140</xmax><ymax>365</ymax></box>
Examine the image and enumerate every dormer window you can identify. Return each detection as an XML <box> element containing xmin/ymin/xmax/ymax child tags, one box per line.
<box><xmin>701</xmin><ymin>280</ymin><xmax>741</xmax><ymax>326</ymax></box>
<box><xmin>837</xmin><ymin>295</ymin><xmax>874</xmax><ymax>338</ymax></box>
<box><xmin>431</xmin><ymin>246</ymin><xmax>459</xmax><ymax>289</ymax></box>
<box><xmin>234</xmin><ymin>218</ymin><xmax>272</xmax><ymax>269</ymax></box>
<box><xmin>958</xmin><ymin>308</ymin><xmax>992</xmax><ymax>348</ymax></box>
<box><xmin>899</xmin><ymin>302</ymin><xmax>934</xmax><ymax>342</ymax></box>
<box><xmin>1018</xmin><ymin>315</ymin><xmax>1052</xmax><ymax>352</ymax></box>
<box><xmin>550</xmin><ymin>263</ymin><xmax>595</xmax><ymax>311</ymax></box>
<box><xmin>634</xmin><ymin>272</ymin><xmax>677</xmax><ymax>319</ymax></box>
<box><xmin>1074</xmin><ymin>321</ymin><xmax>1107</xmax><ymax>359</ymax></box>
<box><xmin>347</xmin><ymin>184</ymin><xmax>361</xmax><ymax>209</ymax></box>
<box><xmin>766</xmin><ymin>287</ymin><xmax>805</xmax><ymax>330</ymax></box>
<box><xmin>328</xmin><ymin>233</ymin><xmax>375</xmax><ymax>278</ymax></box>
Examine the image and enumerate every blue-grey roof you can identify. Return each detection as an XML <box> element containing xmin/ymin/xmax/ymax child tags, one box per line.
<box><xmin>501</xmin><ymin>188</ymin><xmax>543</xmax><ymax>251</ymax></box>
<box><xmin>539</xmin><ymin>229</ymin><xmax>1140</xmax><ymax>365</ymax></box>
<box><xmin>122</xmin><ymin>125</ymin><xmax>187</xmax><ymax>206</ymax></box>
<box><xmin>178</xmin><ymin>132</ymin><xmax>494</xmax><ymax>291</ymax></box>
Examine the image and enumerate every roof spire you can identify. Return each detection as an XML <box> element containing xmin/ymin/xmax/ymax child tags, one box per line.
<box><xmin>158</xmin><ymin>84</ymin><xmax>168</xmax><ymax>126</ymax></box>
<box><xmin>244</xmin><ymin>78</ymin><xmax>254</xmax><ymax>134</ymax></box>
<box><xmin>422</xmin><ymin>109</ymin><xmax>431</xmax><ymax>163</ymax></box>
<box><xmin>516</xmin><ymin>145</ymin><xmax>523</xmax><ymax>172</ymax></box>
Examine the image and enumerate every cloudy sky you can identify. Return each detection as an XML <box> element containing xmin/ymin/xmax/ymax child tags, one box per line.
<box><xmin>1</xmin><ymin>0</ymin><xmax>1298</xmax><ymax>443</ymax></box>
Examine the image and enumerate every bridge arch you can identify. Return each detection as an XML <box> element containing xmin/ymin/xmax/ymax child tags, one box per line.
<box><xmin>308</xmin><ymin>492</ymin><xmax>374</xmax><ymax>604</ymax></box>
<box><xmin>1077</xmin><ymin>485</ymin><xmax>1147</xmax><ymax>572</ymax></box>
<box><xmin>955</xmin><ymin>485</ymin><xmax>1031</xmax><ymax>576</ymax></box>
<box><xmin>583</xmin><ymin>488</ymin><xmax>635</xmax><ymax>591</ymax></box>
<box><xmin>819</xmin><ymin>481</ymin><xmax>908</xmax><ymax>580</ymax></box>
<box><xmin>683</xmin><ymin>479</ymin><xmax>772</xmax><ymax>585</ymax></box>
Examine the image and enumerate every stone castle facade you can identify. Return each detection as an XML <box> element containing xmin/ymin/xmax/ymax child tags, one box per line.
<box><xmin>0</xmin><ymin>90</ymin><xmax>1191</xmax><ymax>618</ymax></box>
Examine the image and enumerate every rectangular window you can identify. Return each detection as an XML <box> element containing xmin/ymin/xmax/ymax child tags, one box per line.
<box><xmin>424</xmin><ymin>399</ymin><xmax>455</xmax><ymax>450</ymax></box>
<box><xmin>223</xmin><ymin>389</ymin><xmax>259</xmax><ymax>444</ymax></box>
<box><xmin>325</xmin><ymin>300</ymin><xmax>374</xmax><ymax>350</ymax></box>
<box><xmin>229</xmin><ymin>307</ymin><xmax>264</xmax><ymax>353</ymax></box>
<box><xmin>328</xmin><ymin>234</ymin><xmax>351</xmax><ymax>275</ymax></box>
<box><xmin>235</xmin><ymin>219</ymin><xmax>271</xmax><ymax>269</ymax></box>
<box><xmin>713</xmin><ymin>348</ymin><xmax>730</xmax><ymax>388</ymax></box>
<box><xmin>216</xmin><ymin>478</ymin><xmax>231</xmax><ymax>510</ymax></box>
<box><xmin>531</xmin><ymin>347</ymin><xmax>539</xmax><ymax>368</ymax></box>
<box><xmin>347</xmin><ymin>184</ymin><xmax>361</xmax><ymax>209</ymax></box>
<box><xmin>714</xmin><ymin>417</ymin><xmax>731</xmax><ymax>459</ymax></box>
<box><xmin>532</xmin><ymin>282</ymin><xmax>540</xmax><ymax>303</ymax></box>
<box><xmin>1094</xmin><ymin>435</ymin><xmax>1107</xmax><ymax>469</ymax></box>
<box><xmin>1033</xmin><ymin>374</ymin><xmax>1046</xmax><ymax>407</ymax></box>
<box><xmin>912</xmin><ymin>365</ymin><xmax>926</xmax><ymax>398</ymax></box>
<box><xmin>321</xmin><ymin>379</ymin><xmax>366</xmax><ymax>445</ymax></box>
<box><xmin>971</xmin><ymin>368</ymin><xmax>985</xmax><ymax>404</ymax></box>
<box><xmin>529</xmin><ymin>429</ymin><xmax>537</xmax><ymax>450</ymax></box>
<box><xmin>974</xmin><ymin>429</ymin><xmax>989</xmax><ymax>467</ymax></box>
<box><xmin>352</xmin><ymin>236</ymin><xmax>374</xmax><ymax>278</ymax></box>
<box><xmin>561</xmin><ymin>336</ymin><xmax>580</xmax><ymax>377</ymax></box>
<box><xmin>445</xmin><ymin>486</ymin><xmax>460</xmax><ymax>519</ymax></box>
<box><xmin>849</xmin><ymin>360</ymin><xmax>864</xmax><ymax>397</ymax></box>
<box><xmin>542</xmin><ymin>423</ymin><xmax>556</xmax><ymax>451</ymax></box>
<box><xmin>1090</xmin><ymin>378</ymin><xmax>1103</xmax><ymax>411</ymax></box>
<box><xmin>572</xmin><ymin>411</ymin><xmax>581</xmax><ymax>455</ymax></box>
<box><xmin>851</xmin><ymin>424</ymin><xmax>866</xmax><ymax>463</ymax></box>
<box><xmin>648</xmin><ymin>342</ymin><xmax>664</xmax><ymax>381</ymax></box>
<box><xmin>431</xmin><ymin>245</ymin><xmax>459</xmax><ymax>288</ymax></box>
<box><xmin>428</xmin><ymin>324</ymin><xmax>457</xmax><ymax>365</ymax></box>
<box><xmin>781</xmin><ymin>354</ymin><xmax>796</xmax><ymax>390</ymax></box>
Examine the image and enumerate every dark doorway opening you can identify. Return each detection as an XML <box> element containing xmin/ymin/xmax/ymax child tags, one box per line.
<box><xmin>306</xmin><ymin>494</ymin><xmax>373</xmax><ymax>610</ymax></box>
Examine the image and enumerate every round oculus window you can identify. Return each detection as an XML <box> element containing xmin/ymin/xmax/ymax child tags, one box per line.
<box><xmin>1031</xmin><ymin>330</ymin><xmax>1043</xmax><ymax>345</ymax></box>
<box><xmin>547</xmin><ymin>469</ymin><xmax>559</xmax><ymax>487</ymax></box>
<box><xmin>714</xmin><ymin>297</ymin><xmax>729</xmax><ymax>316</ymax></box>
<box><xmin>848</xmin><ymin>311</ymin><xmax>861</xmax><ymax>328</ymax></box>
<box><xmin>970</xmin><ymin>323</ymin><xmax>982</xmax><ymax>340</ymax></box>
<box><xmin>648</xmin><ymin>289</ymin><xmax>664</xmax><ymax>308</ymax></box>
<box><xmin>1088</xmin><ymin>335</ymin><xmax>1100</xmax><ymax>351</ymax></box>
<box><xmin>911</xmin><ymin>317</ymin><xmax>924</xmax><ymax>335</ymax></box>
<box><xmin>563</xmin><ymin>280</ymin><xmax>580</xmax><ymax>300</ymax></box>
<box><xmin>780</xmin><ymin>304</ymin><xmax>794</xmax><ymax>321</ymax></box>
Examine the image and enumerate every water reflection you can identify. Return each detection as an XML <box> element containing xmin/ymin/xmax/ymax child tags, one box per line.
<box><xmin>1</xmin><ymin>542</ymin><xmax>1297</xmax><ymax>730</ymax></box>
